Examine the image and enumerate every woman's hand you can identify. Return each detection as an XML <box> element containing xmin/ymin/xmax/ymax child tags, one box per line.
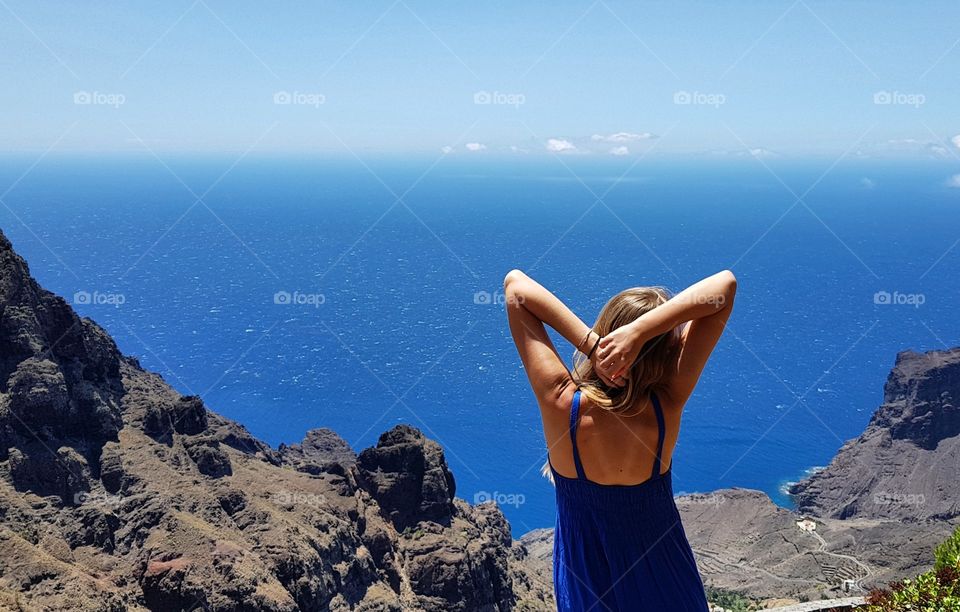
<box><xmin>587</xmin><ymin>333</ymin><xmax>624</xmax><ymax>388</ymax></box>
<box><xmin>596</xmin><ymin>320</ymin><xmax>648</xmax><ymax>382</ymax></box>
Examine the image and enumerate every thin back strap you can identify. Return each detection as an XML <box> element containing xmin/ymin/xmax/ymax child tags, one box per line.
<box><xmin>651</xmin><ymin>392</ymin><xmax>666</xmax><ymax>479</ymax></box>
<box><xmin>569</xmin><ymin>390</ymin><xmax>587</xmax><ymax>480</ymax></box>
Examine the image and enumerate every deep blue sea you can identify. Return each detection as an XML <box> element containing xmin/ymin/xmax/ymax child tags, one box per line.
<box><xmin>2</xmin><ymin>154</ymin><xmax>958</xmax><ymax>536</ymax></box>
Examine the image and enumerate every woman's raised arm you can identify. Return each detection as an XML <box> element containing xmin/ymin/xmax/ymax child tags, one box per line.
<box><xmin>503</xmin><ymin>270</ymin><xmax>617</xmax><ymax>406</ymax></box>
<box><xmin>597</xmin><ymin>270</ymin><xmax>737</xmax><ymax>403</ymax></box>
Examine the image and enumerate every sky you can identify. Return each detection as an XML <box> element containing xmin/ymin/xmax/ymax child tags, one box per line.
<box><xmin>2</xmin><ymin>1</ymin><xmax>959</xmax><ymax>157</ymax></box>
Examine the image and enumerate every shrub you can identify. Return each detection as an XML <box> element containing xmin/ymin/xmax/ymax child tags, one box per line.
<box><xmin>864</xmin><ymin>526</ymin><xmax>960</xmax><ymax>611</ymax></box>
<box><xmin>704</xmin><ymin>586</ymin><xmax>755</xmax><ymax>611</ymax></box>
<box><xmin>935</xmin><ymin>526</ymin><xmax>960</xmax><ymax>571</ymax></box>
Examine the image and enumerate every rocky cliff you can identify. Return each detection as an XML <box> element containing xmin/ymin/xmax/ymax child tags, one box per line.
<box><xmin>677</xmin><ymin>489</ymin><xmax>953</xmax><ymax>601</ymax></box>
<box><xmin>0</xmin><ymin>229</ymin><xmax>552</xmax><ymax>611</ymax></box>
<box><xmin>790</xmin><ymin>348</ymin><xmax>960</xmax><ymax>521</ymax></box>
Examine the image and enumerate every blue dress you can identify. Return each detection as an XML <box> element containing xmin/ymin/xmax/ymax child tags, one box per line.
<box><xmin>550</xmin><ymin>390</ymin><xmax>709</xmax><ymax>611</ymax></box>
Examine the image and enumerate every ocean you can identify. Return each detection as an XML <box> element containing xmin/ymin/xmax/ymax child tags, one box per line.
<box><xmin>2</xmin><ymin>153</ymin><xmax>958</xmax><ymax>536</ymax></box>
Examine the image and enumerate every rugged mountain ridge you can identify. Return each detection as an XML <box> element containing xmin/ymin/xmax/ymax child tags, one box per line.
<box><xmin>790</xmin><ymin>348</ymin><xmax>960</xmax><ymax>520</ymax></box>
<box><xmin>0</xmin><ymin>229</ymin><xmax>552</xmax><ymax>611</ymax></box>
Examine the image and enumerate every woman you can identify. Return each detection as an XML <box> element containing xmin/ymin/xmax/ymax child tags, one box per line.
<box><xmin>503</xmin><ymin>269</ymin><xmax>736</xmax><ymax>611</ymax></box>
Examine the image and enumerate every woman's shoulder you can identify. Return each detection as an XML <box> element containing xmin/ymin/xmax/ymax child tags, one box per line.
<box><xmin>651</xmin><ymin>385</ymin><xmax>686</xmax><ymax>415</ymax></box>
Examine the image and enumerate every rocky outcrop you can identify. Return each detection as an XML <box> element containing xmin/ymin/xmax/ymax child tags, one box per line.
<box><xmin>278</xmin><ymin>428</ymin><xmax>356</xmax><ymax>476</ymax></box>
<box><xmin>509</xmin><ymin>529</ymin><xmax>554</xmax><ymax>607</ymax></box>
<box><xmin>790</xmin><ymin>348</ymin><xmax>960</xmax><ymax>520</ymax></box>
<box><xmin>0</xmin><ymin>228</ymin><xmax>125</xmax><ymax>506</ymax></box>
<box><xmin>356</xmin><ymin>425</ymin><xmax>457</xmax><ymax>531</ymax></box>
<box><xmin>0</xmin><ymin>229</ymin><xmax>548</xmax><ymax>611</ymax></box>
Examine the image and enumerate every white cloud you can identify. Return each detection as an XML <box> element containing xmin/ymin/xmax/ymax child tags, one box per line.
<box><xmin>609</xmin><ymin>146</ymin><xmax>629</xmax><ymax>156</ymax></box>
<box><xmin>860</xmin><ymin>177</ymin><xmax>875</xmax><ymax>189</ymax></box>
<box><xmin>952</xmin><ymin>135</ymin><xmax>960</xmax><ymax>149</ymax></box>
<box><xmin>749</xmin><ymin>148</ymin><xmax>777</xmax><ymax>158</ymax></box>
<box><xmin>546</xmin><ymin>138</ymin><xmax>576</xmax><ymax>153</ymax></box>
<box><xmin>947</xmin><ymin>174</ymin><xmax>960</xmax><ymax>188</ymax></box>
<box><xmin>591</xmin><ymin>132</ymin><xmax>653</xmax><ymax>143</ymax></box>
<box><xmin>465</xmin><ymin>142</ymin><xmax>487</xmax><ymax>152</ymax></box>
<box><xmin>440</xmin><ymin>145</ymin><xmax>454</xmax><ymax>154</ymax></box>
<box><xmin>879</xmin><ymin>139</ymin><xmax>952</xmax><ymax>158</ymax></box>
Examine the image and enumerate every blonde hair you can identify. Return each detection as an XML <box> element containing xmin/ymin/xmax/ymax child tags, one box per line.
<box><xmin>573</xmin><ymin>286</ymin><xmax>681</xmax><ymax>416</ymax></box>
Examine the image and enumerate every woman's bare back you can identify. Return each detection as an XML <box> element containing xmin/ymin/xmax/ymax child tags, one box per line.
<box><xmin>546</xmin><ymin>387</ymin><xmax>683</xmax><ymax>485</ymax></box>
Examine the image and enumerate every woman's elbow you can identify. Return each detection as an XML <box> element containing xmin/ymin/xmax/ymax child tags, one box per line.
<box><xmin>503</xmin><ymin>269</ymin><xmax>527</xmax><ymax>291</ymax></box>
<box><xmin>503</xmin><ymin>269</ymin><xmax>528</xmax><ymax>306</ymax></box>
<box><xmin>719</xmin><ymin>269</ymin><xmax>737</xmax><ymax>302</ymax></box>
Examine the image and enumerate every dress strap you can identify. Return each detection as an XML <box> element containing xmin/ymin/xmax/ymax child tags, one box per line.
<box><xmin>569</xmin><ymin>390</ymin><xmax>586</xmax><ymax>480</ymax></box>
<box><xmin>651</xmin><ymin>392</ymin><xmax>666</xmax><ymax>479</ymax></box>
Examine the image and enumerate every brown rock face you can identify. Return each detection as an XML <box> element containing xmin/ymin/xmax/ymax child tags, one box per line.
<box><xmin>356</xmin><ymin>425</ymin><xmax>457</xmax><ymax>531</ymax></box>
<box><xmin>882</xmin><ymin>349</ymin><xmax>960</xmax><ymax>449</ymax></box>
<box><xmin>0</xmin><ymin>229</ymin><xmax>124</xmax><ymax>504</ymax></box>
<box><xmin>278</xmin><ymin>427</ymin><xmax>356</xmax><ymax>479</ymax></box>
<box><xmin>0</xmin><ymin>229</ymin><xmax>547</xmax><ymax>610</ymax></box>
<box><xmin>790</xmin><ymin>348</ymin><xmax>960</xmax><ymax>520</ymax></box>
